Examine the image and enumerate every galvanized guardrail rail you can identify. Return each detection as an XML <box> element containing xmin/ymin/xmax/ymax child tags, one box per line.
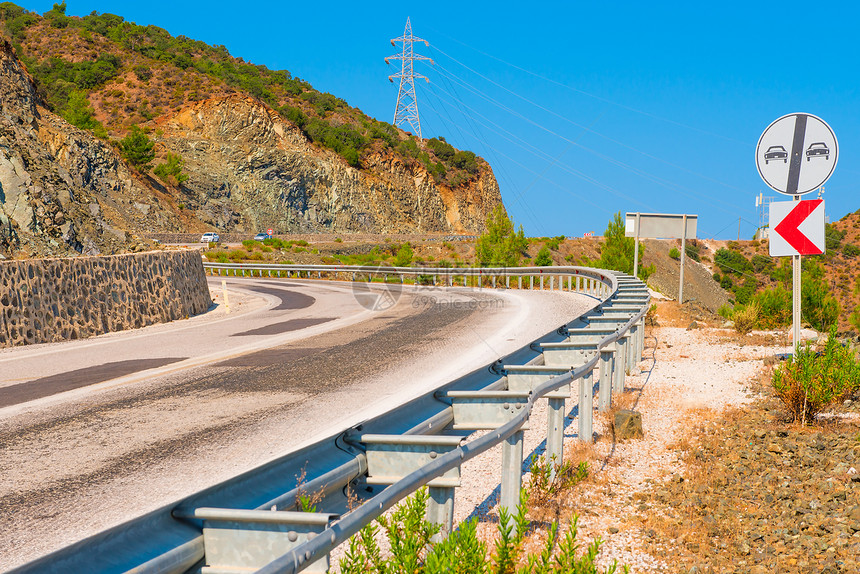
<box><xmin>13</xmin><ymin>264</ymin><xmax>649</xmax><ymax>574</ymax></box>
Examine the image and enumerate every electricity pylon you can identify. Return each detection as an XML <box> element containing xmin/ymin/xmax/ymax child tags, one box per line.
<box><xmin>385</xmin><ymin>17</ymin><xmax>433</xmax><ymax>138</ymax></box>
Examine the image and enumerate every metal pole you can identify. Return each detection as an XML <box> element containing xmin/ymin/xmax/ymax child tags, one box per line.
<box><xmin>598</xmin><ymin>347</ymin><xmax>614</xmax><ymax>411</ymax></box>
<box><xmin>500</xmin><ymin>430</ymin><xmax>524</xmax><ymax>523</ymax></box>
<box><xmin>578</xmin><ymin>371</ymin><xmax>594</xmax><ymax>442</ymax></box>
<box><xmin>546</xmin><ymin>398</ymin><xmax>565</xmax><ymax>480</ymax></box>
<box><xmin>793</xmin><ymin>195</ymin><xmax>801</xmax><ymax>353</ymax></box>
<box><xmin>633</xmin><ymin>212</ymin><xmax>640</xmax><ymax>279</ymax></box>
<box><xmin>426</xmin><ymin>486</ymin><xmax>455</xmax><ymax>543</ymax></box>
<box><xmin>679</xmin><ymin>214</ymin><xmax>687</xmax><ymax>305</ymax></box>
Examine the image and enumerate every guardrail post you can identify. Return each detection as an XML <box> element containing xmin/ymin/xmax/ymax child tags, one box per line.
<box><xmin>598</xmin><ymin>345</ymin><xmax>615</xmax><ymax>411</ymax></box>
<box><xmin>540</xmin><ymin>276</ymin><xmax>544</xmax><ymax>290</ymax></box>
<box><xmin>518</xmin><ymin>276</ymin><xmax>522</xmax><ymax>289</ymax></box>
<box><xmin>500</xmin><ymin>430</ymin><xmax>524</xmax><ymax>525</ymax></box>
<box><xmin>614</xmin><ymin>334</ymin><xmax>629</xmax><ymax>393</ymax></box>
<box><xmin>567</xmin><ymin>276</ymin><xmax>572</xmax><ymax>291</ymax></box>
<box><xmin>529</xmin><ymin>276</ymin><xmax>534</xmax><ymax>290</ymax></box>
<box><xmin>627</xmin><ymin>325</ymin><xmax>639</xmax><ymax>372</ymax></box>
<box><xmin>550</xmin><ymin>276</ymin><xmax>554</xmax><ymax>291</ymax></box>
<box><xmin>506</xmin><ymin>275</ymin><xmax>510</xmax><ymax>289</ymax></box>
<box><xmin>577</xmin><ymin>370</ymin><xmax>594</xmax><ymax>442</ymax></box>
<box><xmin>576</xmin><ymin>276</ymin><xmax>581</xmax><ymax>291</ymax></box>
<box><xmin>492</xmin><ymin>276</ymin><xmax>496</xmax><ymax>288</ymax></box>
<box><xmin>427</xmin><ymin>486</ymin><xmax>455</xmax><ymax>542</ymax></box>
<box><xmin>546</xmin><ymin>397</ymin><xmax>565</xmax><ymax>480</ymax></box>
<box><xmin>637</xmin><ymin>318</ymin><xmax>645</xmax><ymax>360</ymax></box>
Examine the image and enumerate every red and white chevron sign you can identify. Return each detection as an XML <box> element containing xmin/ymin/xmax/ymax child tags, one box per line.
<box><xmin>769</xmin><ymin>199</ymin><xmax>825</xmax><ymax>257</ymax></box>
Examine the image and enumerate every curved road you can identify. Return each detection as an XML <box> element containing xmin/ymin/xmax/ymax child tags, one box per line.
<box><xmin>0</xmin><ymin>277</ymin><xmax>596</xmax><ymax>569</ymax></box>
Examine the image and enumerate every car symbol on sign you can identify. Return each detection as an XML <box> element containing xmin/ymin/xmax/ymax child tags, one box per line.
<box><xmin>806</xmin><ymin>142</ymin><xmax>829</xmax><ymax>161</ymax></box>
<box><xmin>764</xmin><ymin>145</ymin><xmax>788</xmax><ymax>164</ymax></box>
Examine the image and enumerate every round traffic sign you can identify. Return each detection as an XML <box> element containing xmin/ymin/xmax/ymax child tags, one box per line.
<box><xmin>266</xmin><ymin>228</ymin><xmax>274</xmax><ymax>236</ymax></box>
<box><xmin>756</xmin><ymin>113</ymin><xmax>837</xmax><ymax>196</ymax></box>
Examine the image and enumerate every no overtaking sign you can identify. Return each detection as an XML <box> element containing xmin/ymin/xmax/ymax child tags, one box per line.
<box><xmin>756</xmin><ymin>113</ymin><xmax>838</xmax><ymax>195</ymax></box>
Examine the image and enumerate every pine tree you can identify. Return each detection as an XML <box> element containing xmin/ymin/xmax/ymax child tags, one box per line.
<box><xmin>119</xmin><ymin>125</ymin><xmax>155</xmax><ymax>171</ymax></box>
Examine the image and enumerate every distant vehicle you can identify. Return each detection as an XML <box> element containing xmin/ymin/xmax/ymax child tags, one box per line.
<box><xmin>253</xmin><ymin>232</ymin><xmax>272</xmax><ymax>241</ymax></box>
<box><xmin>764</xmin><ymin>145</ymin><xmax>788</xmax><ymax>164</ymax></box>
<box><xmin>806</xmin><ymin>142</ymin><xmax>829</xmax><ymax>161</ymax></box>
<box><xmin>200</xmin><ymin>232</ymin><xmax>220</xmax><ymax>243</ymax></box>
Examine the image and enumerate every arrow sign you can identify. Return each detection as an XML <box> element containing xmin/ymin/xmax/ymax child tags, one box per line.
<box><xmin>769</xmin><ymin>199</ymin><xmax>825</xmax><ymax>257</ymax></box>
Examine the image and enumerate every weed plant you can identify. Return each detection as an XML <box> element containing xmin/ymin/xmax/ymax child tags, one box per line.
<box><xmin>339</xmin><ymin>488</ymin><xmax>627</xmax><ymax>574</ymax></box>
<box><xmin>772</xmin><ymin>326</ymin><xmax>860</xmax><ymax>425</ymax></box>
<box><xmin>526</xmin><ymin>455</ymin><xmax>588</xmax><ymax>507</ymax></box>
<box><xmin>732</xmin><ymin>301</ymin><xmax>759</xmax><ymax>335</ymax></box>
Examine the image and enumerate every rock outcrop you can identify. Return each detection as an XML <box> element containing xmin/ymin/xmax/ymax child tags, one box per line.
<box><xmin>0</xmin><ymin>39</ymin><xmax>186</xmax><ymax>258</ymax></box>
<box><xmin>157</xmin><ymin>95</ymin><xmax>502</xmax><ymax>235</ymax></box>
<box><xmin>0</xmin><ymin>36</ymin><xmax>503</xmax><ymax>259</ymax></box>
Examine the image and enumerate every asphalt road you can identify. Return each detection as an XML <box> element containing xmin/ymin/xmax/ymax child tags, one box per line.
<box><xmin>0</xmin><ymin>278</ymin><xmax>596</xmax><ymax>569</ymax></box>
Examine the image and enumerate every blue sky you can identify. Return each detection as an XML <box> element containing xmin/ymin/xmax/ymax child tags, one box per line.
<box><xmin>16</xmin><ymin>1</ymin><xmax>860</xmax><ymax>239</ymax></box>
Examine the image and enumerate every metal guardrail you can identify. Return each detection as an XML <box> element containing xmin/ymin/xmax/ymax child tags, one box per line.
<box><xmin>12</xmin><ymin>264</ymin><xmax>649</xmax><ymax>574</ymax></box>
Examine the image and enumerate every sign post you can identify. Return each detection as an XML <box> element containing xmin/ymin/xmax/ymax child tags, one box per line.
<box><xmin>756</xmin><ymin>113</ymin><xmax>837</xmax><ymax>352</ymax></box>
<box><xmin>625</xmin><ymin>213</ymin><xmax>697</xmax><ymax>303</ymax></box>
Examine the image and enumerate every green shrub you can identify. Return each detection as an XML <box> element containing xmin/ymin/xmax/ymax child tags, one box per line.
<box><xmin>732</xmin><ymin>301</ymin><xmax>759</xmax><ymax>335</ymax></box>
<box><xmin>849</xmin><ymin>305</ymin><xmax>860</xmax><ymax>333</ymax></box>
<box><xmin>584</xmin><ymin>212</ymin><xmax>651</xmax><ymax>280</ymax></box>
<box><xmin>749</xmin><ymin>284</ymin><xmax>792</xmax><ymax>328</ymax></box>
<box><xmin>475</xmin><ymin>205</ymin><xmax>528</xmax><ymax>267</ymax></box>
<box><xmin>772</xmin><ymin>327</ymin><xmax>860</xmax><ymax>425</ymax></box>
<box><xmin>526</xmin><ymin>455</ymin><xmax>588</xmax><ymax>507</ymax></box>
<box><xmin>118</xmin><ymin>125</ymin><xmax>155</xmax><ymax>170</ymax></box>
<box><xmin>714</xmin><ymin>248</ymin><xmax>752</xmax><ymax>275</ymax></box>
<box><xmin>545</xmin><ymin>235</ymin><xmax>564</xmax><ymax>251</ymax></box>
<box><xmin>801</xmin><ymin>261</ymin><xmax>839</xmax><ymax>331</ymax></box>
<box><xmin>339</xmin><ymin>488</ymin><xmax>626</xmax><ymax>574</ymax></box>
<box><xmin>684</xmin><ymin>241</ymin><xmax>700</xmax><ymax>261</ymax></box>
<box><xmin>669</xmin><ymin>247</ymin><xmax>680</xmax><ymax>260</ymax></box>
<box><xmin>153</xmin><ymin>152</ymin><xmax>189</xmax><ymax>187</ymax></box>
<box><xmin>717</xmin><ymin>303</ymin><xmax>733</xmax><ymax>320</ymax></box>
<box><xmin>534</xmin><ymin>245</ymin><xmax>552</xmax><ymax>266</ymax></box>
<box><xmin>392</xmin><ymin>243</ymin><xmax>413</xmax><ymax>267</ymax></box>
<box><xmin>843</xmin><ymin>243</ymin><xmax>860</xmax><ymax>257</ymax></box>
<box><xmin>825</xmin><ymin>223</ymin><xmax>845</xmax><ymax>251</ymax></box>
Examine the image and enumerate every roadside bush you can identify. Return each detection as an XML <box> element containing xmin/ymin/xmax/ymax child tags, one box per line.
<box><xmin>526</xmin><ymin>455</ymin><xmax>588</xmax><ymax>507</ymax></box>
<box><xmin>534</xmin><ymin>245</ymin><xmax>553</xmax><ymax>266</ymax></box>
<box><xmin>732</xmin><ymin>301</ymin><xmax>759</xmax><ymax>335</ymax></box>
<box><xmin>475</xmin><ymin>205</ymin><xmax>528</xmax><ymax>267</ymax></box>
<box><xmin>843</xmin><ymin>243</ymin><xmax>860</xmax><ymax>257</ymax></box>
<box><xmin>339</xmin><ymin>488</ymin><xmax>626</xmax><ymax>574</ymax></box>
<box><xmin>669</xmin><ymin>247</ymin><xmax>680</xmax><ymax>260</ymax></box>
<box><xmin>684</xmin><ymin>241</ymin><xmax>700</xmax><ymax>262</ymax></box>
<box><xmin>392</xmin><ymin>243</ymin><xmax>413</xmax><ymax>267</ymax></box>
<box><xmin>801</xmin><ymin>261</ymin><xmax>839</xmax><ymax>332</ymax></box>
<box><xmin>749</xmin><ymin>284</ymin><xmax>792</xmax><ymax>329</ymax></box>
<box><xmin>585</xmin><ymin>212</ymin><xmax>652</xmax><ymax>280</ymax></box>
<box><xmin>714</xmin><ymin>248</ymin><xmax>752</xmax><ymax>275</ymax></box>
<box><xmin>118</xmin><ymin>125</ymin><xmax>155</xmax><ymax>170</ymax></box>
<box><xmin>772</xmin><ymin>327</ymin><xmax>860</xmax><ymax>425</ymax></box>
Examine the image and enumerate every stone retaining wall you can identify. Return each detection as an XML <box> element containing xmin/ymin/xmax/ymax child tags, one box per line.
<box><xmin>0</xmin><ymin>250</ymin><xmax>212</xmax><ymax>347</ymax></box>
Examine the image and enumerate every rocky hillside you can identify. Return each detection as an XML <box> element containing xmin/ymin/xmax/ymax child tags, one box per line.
<box><xmin>0</xmin><ymin>4</ymin><xmax>503</xmax><ymax>258</ymax></box>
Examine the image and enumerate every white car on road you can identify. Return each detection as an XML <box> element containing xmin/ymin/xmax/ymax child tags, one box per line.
<box><xmin>200</xmin><ymin>232</ymin><xmax>220</xmax><ymax>243</ymax></box>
